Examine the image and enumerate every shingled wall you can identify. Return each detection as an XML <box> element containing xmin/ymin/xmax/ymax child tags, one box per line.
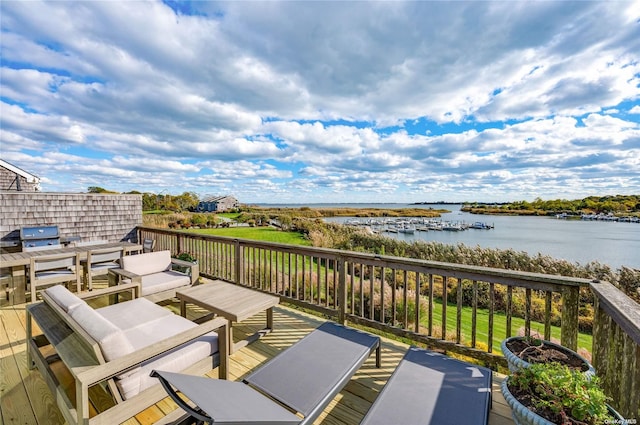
<box><xmin>0</xmin><ymin>167</ymin><xmax>39</xmax><ymax>192</ymax></box>
<box><xmin>0</xmin><ymin>192</ymin><xmax>142</xmax><ymax>244</ymax></box>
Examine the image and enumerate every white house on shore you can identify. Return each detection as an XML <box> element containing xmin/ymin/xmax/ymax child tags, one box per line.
<box><xmin>197</xmin><ymin>195</ymin><xmax>239</xmax><ymax>212</ymax></box>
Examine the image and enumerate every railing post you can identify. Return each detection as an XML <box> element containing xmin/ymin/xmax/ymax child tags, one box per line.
<box><xmin>338</xmin><ymin>256</ymin><xmax>347</xmax><ymax>325</ymax></box>
<box><xmin>591</xmin><ymin>281</ymin><xmax>640</xmax><ymax>419</ymax></box>
<box><xmin>234</xmin><ymin>239</ymin><xmax>241</xmax><ymax>285</ymax></box>
<box><xmin>176</xmin><ymin>233</ymin><xmax>183</xmax><ymax>256</ymax></box>
<box><xmin>561</xmin><ymin>286</ymin><xmax>579</xmax><ymax>351</ymax></box>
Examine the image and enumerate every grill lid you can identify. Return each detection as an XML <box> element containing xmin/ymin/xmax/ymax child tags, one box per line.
<box><xmin>20</xmin><ymin>225</ymin><xmax>60</xmax><ymax>240</ymax></box>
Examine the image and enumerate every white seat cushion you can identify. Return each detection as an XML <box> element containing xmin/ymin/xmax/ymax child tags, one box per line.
<box><xmin>116</xmin><ymin>314</ymin><xmax>219</xmax><ymax>399</ymax></box>
<box><xmin>97</xmin><ymin>298</ymin><xmax>173</xmax><ymax>331</ymax></box>
<box><xmin>122</xmin><ymin>271</ymin><xmax>190</xmax><ymax>296</ymax></box>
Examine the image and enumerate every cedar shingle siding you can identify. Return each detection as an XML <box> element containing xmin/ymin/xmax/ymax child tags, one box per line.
<box><xmin>0</xmin><ymin>192</ymin><xmax>142</xmax><ymax>245</ymax></box>
<box><xmin>0</xmin><ymin>160</ymin><xmax>40</xmax><ymax>192</ymax></box>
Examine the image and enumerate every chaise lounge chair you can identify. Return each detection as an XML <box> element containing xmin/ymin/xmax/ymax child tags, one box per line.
<box><xmin>360</xmin><ymin>346</ymin><xmax>492</xmax><ymax>425</ymax></box>
<box><xmin>152</xmin><ymin>321</ymin><xmax>381</xmax><ymax>425</ymax></box>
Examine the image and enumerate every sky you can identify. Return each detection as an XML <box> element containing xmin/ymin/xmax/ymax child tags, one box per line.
<box><xmin>1</xmin><ymin>1</ymin><xmax>639</xmax><ymax>204</ymax></box>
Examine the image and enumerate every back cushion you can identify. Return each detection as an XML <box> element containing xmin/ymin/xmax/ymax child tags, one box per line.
<box><xmin>70</xmin><ymin>304</ymin><xmax>135</xmax><ymax>362</ymax></box>
<box><xmin>45</xmin><ymin>285</ymin><xmax>86</xmax><ymax>313</ymax></box>
<box><xmin>121</xmin><ymin>250</ymin><xmax>172</xmax><ymax>275</ymax></box>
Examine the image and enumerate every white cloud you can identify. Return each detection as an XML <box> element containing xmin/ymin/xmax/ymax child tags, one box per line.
<box><xmin>0</xmin><ymin>0</ymin><xmax>639</xmax><ymax>201</ymax></box>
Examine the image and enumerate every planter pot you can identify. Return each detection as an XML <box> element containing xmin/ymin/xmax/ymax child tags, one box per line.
<box><xmin>501</xmin><ymin>336</ymin><xmax>595</xmax><ymax>377</ymax></box>
<box><xmin>175</xmin><ymin>260</ymin><xmax>198</xmax><ymax>275</ymax></box>
<box><xmin>501</xmin><ymin>377</ymin><xmax>624</xmax><ymax>425</ymax></box>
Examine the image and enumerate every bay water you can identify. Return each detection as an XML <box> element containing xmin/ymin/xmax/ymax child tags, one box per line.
<box><xmin>262</xmin><ymin>203</ymin><xmax>640</xmax><ymax>270</ymax></box>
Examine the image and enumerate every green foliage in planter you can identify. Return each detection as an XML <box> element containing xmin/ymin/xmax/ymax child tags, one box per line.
<box><xmin>176</xmin><ymin>252</ymin><xmax>197</xmax><ymax>263</ymax></box>
<box><xmin>508</xmin><ymin>362</ymin><xmax>610</xmax><ymax>424</ymax></box>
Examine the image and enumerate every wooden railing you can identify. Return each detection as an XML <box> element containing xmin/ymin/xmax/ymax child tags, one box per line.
<box><xmin>138</xmin><ymin>227</ymin><xmax>640</xmax><ymax>417</ymax></box>
<box><xmin>138</xmin><ymin>226</ymin><xmax>599</xmax><ymax>370</ymax></box>
<box><xmin>591</xmin><ymin>281</ymin><xmax>640</xmax><ymax>419</ymax></box>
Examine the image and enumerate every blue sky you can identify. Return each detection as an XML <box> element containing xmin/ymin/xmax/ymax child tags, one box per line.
<box><xmin>1</xmin><ymin>1</ymin><xmax>639</xmax><ymax>204</ymax></box>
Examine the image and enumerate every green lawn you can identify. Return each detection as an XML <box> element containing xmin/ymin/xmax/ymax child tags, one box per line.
<box><xmin>188</xmin><ymin>226</ymin><xmax>312</xmax><ymax>245</ymax></box>
<box><xmin>423</xmin><ymin>301</ymin><xmax>593</xmax><ymax>354</ymax></box>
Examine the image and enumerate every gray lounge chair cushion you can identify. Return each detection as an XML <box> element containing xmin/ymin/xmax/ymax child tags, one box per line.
<box><xmin>151</xmin><ymin>371</ymin><xmax>301</xmax><ymax>424</ymax></box>
<box><xmin>245</xmin><ymin>322</ymin><xmax>380</xmax><ymax>417</ymax></box>
<box><xmin>360</xmin><ymin>346</ymin><xmax>492</xmax><ymax>425</ymax></box>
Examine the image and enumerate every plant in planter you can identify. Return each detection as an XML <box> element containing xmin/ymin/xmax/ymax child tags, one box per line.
<box><xmin>501</xmin><ymin>335</ymin><xmax>595</xmax><ymax>377</ymax></box>
<box><xmin>501</xmin><ymin>362</ymin><xmax>623</xmax><ymax>425</ymax></box>
<box><xmin>173</xmin><ymin>252</ymin><xmax>198</xmax><ymax>274</ymax></box>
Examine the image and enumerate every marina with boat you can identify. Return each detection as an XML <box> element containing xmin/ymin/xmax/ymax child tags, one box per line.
<box><xmin>320</xmin><ymin>204</ymin><xmax>640</xmax><ymax>269</ymax></box>
<box><xmin>343</xmin><ymin>217</ymin><xmax>494</xmax><ymax>234</ymax></box>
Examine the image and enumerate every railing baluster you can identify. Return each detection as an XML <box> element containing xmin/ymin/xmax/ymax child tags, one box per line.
<box><xmin>472</xmin><ymin>280</ymin><xmax>478</xmax><ymax>348</ymax></box>
<box><xmin>456</xmin><ymin>277</ymin><xmax>462</xmax><ymax>344</ymax></box>
<box><xmin>488</xmin><ymin>282</ymin><xmax>495</xmax><ymax>353</ymax></box>
<box><xmin>441</xmin><ymin>275</ymin><xmax>447</xmax><ymax>340</ymax></box>
<box><xmin>525</xmin><ymin>288</ymin><xmax>532</xmax><ymax>337</ymax></box>
<box><xmin>359</xmin><ymin>264</ymin><xmax>364</xmax><ymax>318</ymax></box>
<box><xmin>369</xmin><ymin>265</ymin><xmax>374</xmax><ymax>320</ymax></box>
<box><xmin>380</xmin><ymin>266</ymin><xmax>386</xmax><ymax>324</ymax></box>
<box><xmin>506</xmin><ymin>285</ymin><xmax>513</xmax><ymax>338</ymax></box>
<box><xmin>544</xmin><ymin>291</ymin><xmax>552</xmax><ymax>340</ymax></box>
<box><xmin>428</xmin><ymin>274</ymin><xmax>433</xmax><ymax>336</ymax></box>
<box><xmin>391</xmin><ymin>268</ymin><xmax>397</xmax><ymax>327</ymax></box>
<box><xmin>415</xmin><ymin>272</ymin><xmax>421</xmax><ymax>334</ymax></box>
<box><xmin>403</xmin><ymin>270</ymin><xmax>408</xmax><ymax>329</ymax></box>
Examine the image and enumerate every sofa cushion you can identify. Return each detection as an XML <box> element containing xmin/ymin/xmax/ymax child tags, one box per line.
<box><xmin>122</xmin><ymin>271</ymin><xmax>190</xmax><ymax>296</ymax></box>
<box><xmin>96</xmin><ymin>298</ymin><xmax>172</xmax><ymax>331</ymax></box>
<box><xmin>121</xmin><ymin>250</ymin><xmax>172</xmax><ymax>276</ymax></box>
<box><xmin>44</xmin><ymin>285</ymin><xmax>86</xmax><ymax>313</ymax></box>
<box><xmin>70</xmin><ymin>304</ymin><xmax>135</xmax><ymax>362</ymax></box>
<box><xmin>115</xmin><ymin>314</ymin><xmax>219</xmax><ymax>399</ymax></box>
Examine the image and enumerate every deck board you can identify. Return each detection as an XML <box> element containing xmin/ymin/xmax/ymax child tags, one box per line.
<box><xmin>1</xmin><ymin>280</ymin><xmax>515</xmax><ymax>425</ymax></box>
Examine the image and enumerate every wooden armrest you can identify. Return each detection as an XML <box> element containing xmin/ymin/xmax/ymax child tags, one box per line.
<box><xmin>76</xmin><ymin>316</ymin><xmax>229</xmax><ymax>385</ymax></box>
<box><xmin>77</xmin><ymin>282</ymin><xmax>141</xmax><ymax>300</ymax></box>
<box><xmin>108</xmin><ymin>268</ymin><xmax>142</xmax><ymax>284</ymax></box>
<box><xmin>170</xmin><ymin>259</ymin><xmax>199</xmax><ymax>285</ymax></box>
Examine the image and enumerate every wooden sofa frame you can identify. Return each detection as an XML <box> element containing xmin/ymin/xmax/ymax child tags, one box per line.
<box><xmin>108</xmin><ymin>254</ymin><xmax>200</xmax><ymax>303</ymax></box>
<box><xmin>26</xmin><ymin>282</ymin><xmax>229</xmax><ymax>425</ymax></box>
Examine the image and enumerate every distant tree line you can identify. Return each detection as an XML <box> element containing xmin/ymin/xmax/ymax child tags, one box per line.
<box><xmin>87</xmin><ymin>187</ymin><xmax>200</xmax><ymax>213</ymax></box>
<box><xmin>463</xmin><ymin>195</ymin><xmax>640</xmax><ymax>216</ymax></box>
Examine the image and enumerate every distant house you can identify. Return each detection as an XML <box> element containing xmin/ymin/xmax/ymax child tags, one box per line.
<box><xmin>0</xmin><ymin>159</ymin><xmax>41</xmax><ymax>192</ymax></box>
<box><xmin>197</xmin><ymin>195</ymin><xmax>239</xmax><ymax>212</ymax></box>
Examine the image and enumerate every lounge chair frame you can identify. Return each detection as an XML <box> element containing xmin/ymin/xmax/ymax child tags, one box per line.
<box><xmin>152</xmin><ymin>321</ymin><xmax>381</xmax><ymax>425</ymax></box>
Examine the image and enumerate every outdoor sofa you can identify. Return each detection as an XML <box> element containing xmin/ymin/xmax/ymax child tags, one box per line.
<box><xmin>108</xmin><ymin>250</ymin><xmax>199</xmax><ymax>302</ymax></box>
<box><xmin>26</xmin><ymin>283</ymin><xmax>228</xmax><ymax>425</ymax></box>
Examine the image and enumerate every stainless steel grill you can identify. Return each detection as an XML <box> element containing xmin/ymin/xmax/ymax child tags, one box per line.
<box><xmin>20</xmin><ymin>225</ymin><xmax>61</xmax><ymax>251</ymax></box>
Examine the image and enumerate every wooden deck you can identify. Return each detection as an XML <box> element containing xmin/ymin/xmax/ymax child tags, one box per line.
<box><xmin>0</xmin><ymin>285</ymin><xmax>516</xmax><ymax>425</ymax></box>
